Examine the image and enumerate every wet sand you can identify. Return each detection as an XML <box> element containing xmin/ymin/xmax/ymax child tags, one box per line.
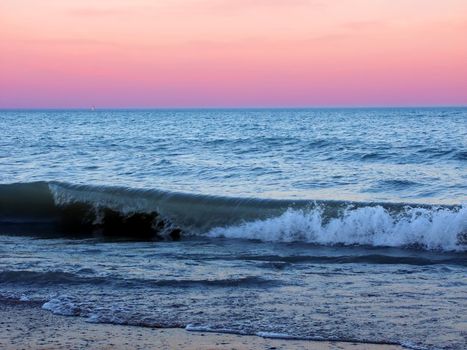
<box><xmin>0</xmin><ymin>300</ymin><xmax>404</xmax><ymax>350</ymax></box>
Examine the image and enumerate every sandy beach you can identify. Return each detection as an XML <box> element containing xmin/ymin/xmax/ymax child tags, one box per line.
<box><xmin>0</xmin><ymin>300</ymin><xmax>404</xmax><ymax>350</ymax></box>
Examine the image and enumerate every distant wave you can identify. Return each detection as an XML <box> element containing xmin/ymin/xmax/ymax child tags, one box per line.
<box><xmin>0</xmin><ymin>181</ymin><xmax>465</xmax><ymax>251</ymax></box>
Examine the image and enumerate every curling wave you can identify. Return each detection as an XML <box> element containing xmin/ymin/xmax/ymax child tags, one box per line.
<box><xmin>0</xmin><ymin>181</ymin><xmax>465</xmax><ymax>251</ymax></box>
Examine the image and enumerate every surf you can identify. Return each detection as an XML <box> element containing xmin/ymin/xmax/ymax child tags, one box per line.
<box><xmin>0</xmin><ymin>181</ymin><xmax>465</xmax><ymax>251</ymax></box>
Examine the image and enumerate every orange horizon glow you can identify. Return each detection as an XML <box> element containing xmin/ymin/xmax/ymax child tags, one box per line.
<box><xmin>1</xmin><ymin>0</ymin><xmax>466</xmax><ymax>108</ymax></box>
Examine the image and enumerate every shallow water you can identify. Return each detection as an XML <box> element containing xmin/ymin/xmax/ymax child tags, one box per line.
<box><xmin>0</xmin><ymin>108</ymin><xmax>466</xmax><ymax>349</ymax></box>
<box><xmin>0</xmin><ymin>235</ymin><xmax>466</xmax><ymax>349</ymax></box>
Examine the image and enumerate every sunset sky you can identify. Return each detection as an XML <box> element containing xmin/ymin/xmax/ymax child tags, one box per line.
<box><xmin>1</xmin><ymin>0</ymin><xmax>466</xmax><ymax>108</ymax></box>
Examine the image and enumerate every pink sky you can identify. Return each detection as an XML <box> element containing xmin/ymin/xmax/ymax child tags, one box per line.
<box><xmin>1</xmin><ymin>0</ymin><xmax>466</xmax><ymax>108</ymax></box>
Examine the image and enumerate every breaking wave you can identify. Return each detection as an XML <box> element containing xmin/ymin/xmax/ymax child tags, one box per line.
<box><xmin>208</xmin><ymin>206</ymin><xmax>466</xmax><ymax>251</ymax></box>
<box><xmin>0</xmin><ymin>181</ymin><xmax>465</xmax><ymax>251</ymax></box>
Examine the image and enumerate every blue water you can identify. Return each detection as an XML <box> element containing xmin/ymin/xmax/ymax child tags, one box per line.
<box><xmin>0</xmin><ymin>108</ymin><xmax>466</xmax><ymax>349</ymax></box>
<box><xmin>1</xmin><ymin>108</ymin><xmax>465</xmax><ymax>203</ymax></box>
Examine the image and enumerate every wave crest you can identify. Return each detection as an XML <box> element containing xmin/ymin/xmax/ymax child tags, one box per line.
<box><xmin>208</xmin><ymin>205</ymin><xmax>467</xmax><ymax>251</ymax></box>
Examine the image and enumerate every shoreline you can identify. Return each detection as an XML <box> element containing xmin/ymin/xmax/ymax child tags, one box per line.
<box><xmin>0</xmin><ymin>299</ymin><xmax>404</xmax><ymax>350</ymax></box>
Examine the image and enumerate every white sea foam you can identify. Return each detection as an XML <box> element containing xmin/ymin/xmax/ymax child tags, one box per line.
<box><xmin>185</xmin><ymin>324</ymin><xmax>248</xmax><ymax>335</ymax></box>
<box><xmin>208</xmin><ymin>205</ymin><xmax>467</xmax><ymax>251</ymax></box>
<box><xmin>42</xmin><ymin>296</ymin><xmax>81</xmax><ymax>316</ymax></box>
<box><xmin>256</xmin><ymin>331</ymin><xmax>299</xmax><ymax>339</ymax></box>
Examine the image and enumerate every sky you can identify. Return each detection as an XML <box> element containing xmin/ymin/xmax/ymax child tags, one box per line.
<box><xmin>1</xmin><ymin>0</ymin><xmax>466</xmax><ymax>108</ymax></box>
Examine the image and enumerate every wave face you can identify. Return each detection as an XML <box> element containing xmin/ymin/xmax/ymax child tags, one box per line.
<box><xmin>0</xmin><ymin>181</ymin><xmax>465</xmax><ymax>251</ymax></box>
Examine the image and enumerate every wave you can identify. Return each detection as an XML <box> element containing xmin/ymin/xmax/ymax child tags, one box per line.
<box><xmin>0</xmin><ymin>181</ymin><xmax>465</xmax><ymax>251</ymax></box>
<box><xmin>0</xmin><ymin>270</ymin><xmax>278</xmax><ymax>288</ymax></box>
<box><xmin>0</xmin><ymin>271</ymin><xmax>105</xmax><ymax>286</ymax></box>
<box><xmin>214</xmin><ymin>254</ymin><xmax>467</xmax><ymax>266</ymax></box>
<box><xmin>208</xmin><ymin>206</ymin><xmax>466</xmax><ymax>251</ymax></box>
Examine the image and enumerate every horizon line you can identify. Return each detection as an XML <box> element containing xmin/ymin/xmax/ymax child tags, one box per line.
<box><xmin>1</xmin><ymin>105</ymin><xmax>466</xmax><ymax>111</ymax></box>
